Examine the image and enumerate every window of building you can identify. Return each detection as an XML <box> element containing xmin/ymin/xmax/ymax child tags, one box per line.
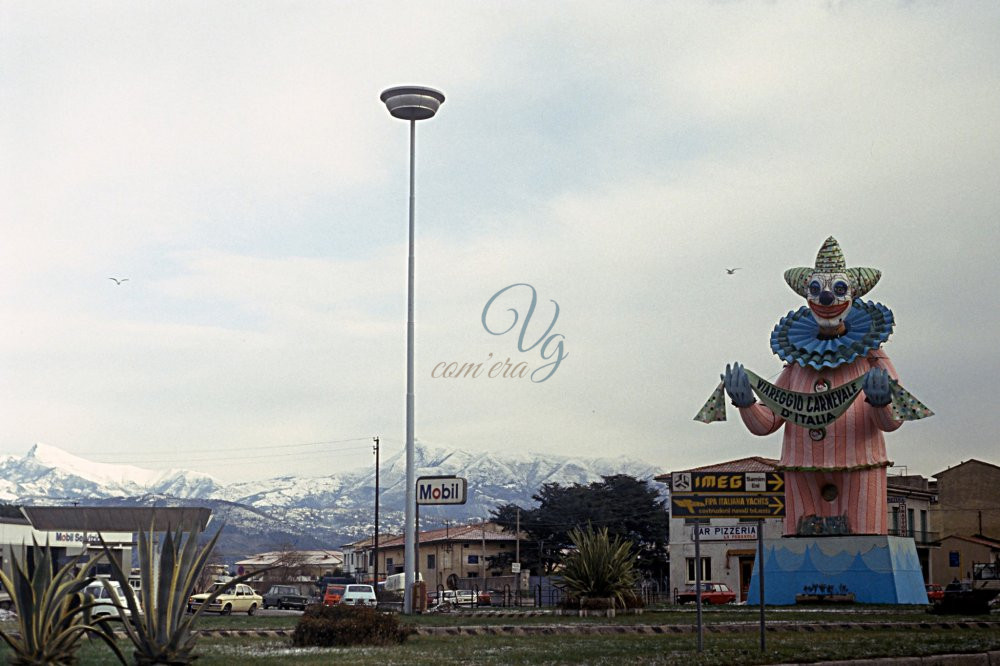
<box><xmin>468</xmin><ymin>554</ymin><xmax>479</xmax><ymax>565</ymax></box>
<box><xmin>907</xmin><ymin>508</ymin><xmax>915</xmax><ymax>536</ymax></box>
<box><xmin>385</xmin><ymin>557</ymin><xmax>393</xmax><ymax>571</ymax></box>
<box><xmin>467</xmin><ymin>571</ymin><xmax>479</xmax><ymax>578</ymax></box>
<box><xmin>686</xmin><ymin>557</ymin><xmax>711</xmax><ymax>582</ymax></box>
<box><xmin>427</xmin><ymin>554</ymin><xmax>435</xmax><ymax>570</ymax></box>
<box><xmin>920</xmin><ymin>510</ymin><xmax>928</xmax><ymax>540</ymax></box>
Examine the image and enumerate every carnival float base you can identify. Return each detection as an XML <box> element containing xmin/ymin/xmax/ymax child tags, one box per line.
<box><xmin>745</xmin><ymin>535</ymin><xmax>928</xmax><ymax>605</ymax></box>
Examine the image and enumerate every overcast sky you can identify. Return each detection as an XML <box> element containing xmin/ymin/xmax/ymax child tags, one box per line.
<box><xmin>2</xmin><ymin>2</ymin><xmax>998</xmax><ymax>483</ymax></box>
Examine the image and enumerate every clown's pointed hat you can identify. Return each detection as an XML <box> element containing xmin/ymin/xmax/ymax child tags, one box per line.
<box><xmin>783</xmin><ymin>236</ymin><xmax>881</xmax><ymax>298</ymax></box>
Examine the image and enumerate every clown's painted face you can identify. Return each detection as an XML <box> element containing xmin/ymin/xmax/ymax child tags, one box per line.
<box><xmin>807</xmin><ymin>271</ymin><xmax>852</xmax><ymax>331</ymax></box>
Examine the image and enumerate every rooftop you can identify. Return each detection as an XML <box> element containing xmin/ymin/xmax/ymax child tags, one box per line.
<box><xmin>15</xmin><ymin>506</ymin><xmax>212</xmax><ymax>533</ymax></box>
<box><xmin>655</xmin><ymin>456</ymin><xmax>779</xmax><ymax>482</ymax></box>
<box><xmin>235</xmin><ymin>550</ymin><xmax>344</xmax><ymax>567</ymax></box>
<box><xmin>376</xmin><ymin>523</ymin><xmax>520</xmax><ymax>549</ymax></box>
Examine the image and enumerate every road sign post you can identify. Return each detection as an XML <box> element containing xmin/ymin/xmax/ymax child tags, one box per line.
<box><xmin>671</xmin><ymin>470</ymin><xmax>784</xmax><ymax>654</ymax></box>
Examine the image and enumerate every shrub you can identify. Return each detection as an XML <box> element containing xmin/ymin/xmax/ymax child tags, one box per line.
<box><xmin>98</xmin><ymin>524</ymin><xmax>272</xmax><ymax>666</ymax></box>
<box><xmin>578</xmin><ymin>597</ymin><xmax>614</xmax><ymax>610</ymax></box>
<box><xmin>292</xmin><ymin>604</ymin><xmax>411</xmax><ymax>647</ymax></box>
<box><xmin>0</xmin><ymin>540</ymin><xmax>125</xmax><ymax>665</ymax></box>
<box><xmin>621</xmin><ymin>591</ymin><xmax>645</xmax><ymax>609</ymax></box>
<box><xmin>558</xmin><ymin>525</ymin><xmax>639</xmax><ymax>609</ymax></box>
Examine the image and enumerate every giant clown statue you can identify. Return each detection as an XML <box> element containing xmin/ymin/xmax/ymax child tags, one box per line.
<box><xmin>697</xmin><ymin>236</ymin><xmax>932</xmax><ymax>537</ymax></box>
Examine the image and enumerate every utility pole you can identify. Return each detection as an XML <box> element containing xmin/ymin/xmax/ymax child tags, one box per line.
<box><xmin>515</xmin><ymin>507</ymin><xmax>520</xmax><ymax>565</ymax></box>
<box><xmin>373</xmin><ymin>436</ymin><xmax>380</xmax><ymax>585</ymax></box>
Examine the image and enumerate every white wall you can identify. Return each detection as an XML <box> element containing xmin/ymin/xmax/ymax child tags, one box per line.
<box><xmin>668</xmin><ymin>516</ymin><xmax>783</xmax><ymax>602</ymax></box>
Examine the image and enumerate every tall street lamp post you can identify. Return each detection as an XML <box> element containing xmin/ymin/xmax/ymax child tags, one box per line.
<box><xmin>379</xmin><ymin>85</ymin><xmax>445</xmax><ymax>615</ymax></box>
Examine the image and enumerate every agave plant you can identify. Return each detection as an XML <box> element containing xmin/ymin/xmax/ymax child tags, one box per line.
<box><xmin>98</xmin><ymin>525</ymin><xmax>269</xmax><ymax>665</ymax></box>
<box><xmin>0</xmin><ymin>538</ymin><xmax>126</xmax><ymax>665</ymax></box>
<box><xmin>558</xmin><ymin>524</ymin><xmax>638</xmax><ymax>609</ymax></box>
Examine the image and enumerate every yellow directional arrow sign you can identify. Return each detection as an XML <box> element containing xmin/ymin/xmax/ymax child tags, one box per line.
<box><xmin>671</xmin><ymin>493</ymin><xmax>785</xmax><ymax>518</ymax></box>
<box><xmin>767</xmin><ymin>473</ymin><xmax>784</xmax><ymax>492</ymax></box>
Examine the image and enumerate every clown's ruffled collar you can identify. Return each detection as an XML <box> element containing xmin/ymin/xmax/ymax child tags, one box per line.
<box><xmin>770</xmin><ymin>299</ymin><xmax>894</xmax><ymax>370</ymax></box>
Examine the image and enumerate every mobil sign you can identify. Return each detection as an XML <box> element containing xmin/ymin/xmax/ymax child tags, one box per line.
<box><xmin>416</xmin><ymin>475</ymin><xmax>468</xmax><ymax>505</ymax></box>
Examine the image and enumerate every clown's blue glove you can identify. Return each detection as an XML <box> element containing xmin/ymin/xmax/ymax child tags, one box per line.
<box><xmin>863</xmin><ymin>368</ymin><xmax>892</xmax><ymax>407</ymax></box>
<box><xmin>722</xmin><ymin>362</ymin><xmax>755</xmax><ymax>408</ymax></box>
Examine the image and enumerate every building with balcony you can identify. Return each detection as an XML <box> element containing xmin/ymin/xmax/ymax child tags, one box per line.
<box><xmin>365</xmin><ymin>522</ymin><xmax>521</xmax><ymax>592</ymax></box>
<box><xmin>886</xmin><ymin>473</ymin><xmax>938</xmax><ymax>583</ymax></box>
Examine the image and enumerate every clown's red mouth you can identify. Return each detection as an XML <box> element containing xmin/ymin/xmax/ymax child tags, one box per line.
<box><xmin>809</xmin><ymin>300</ymin><xmax>851</xmax><ymax>320</ymax></box>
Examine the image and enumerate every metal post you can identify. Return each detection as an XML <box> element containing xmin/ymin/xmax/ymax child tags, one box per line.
<box><xmin>373</xmin><ymin>436</ymin><xmax>379</xmax><ymax>586</ymax></box>
<box><xmin>695</xmin><ymin>524</ymin><xmax>703</xmax><ymax>653</ymax></box>
<box><xmin>758</xmin><ymin>518</ymin><xmax>766</xmax><ymax>652</ymax></box>
<box><xmin>379</xmin><ymin>85</ymin><xmax>445</xmax><ymax>615</ymax></box>
<box><xmin>515</xmin><ymin>507</ymin><xmax>520</xmax><ymax>564</ymax></box>
<box><xmin>415</xmin><ymin>500</ymin><xmax>420</xmax><ymax>592</ymax></box>
<box><xmin>403</xmin><ymin>117</ymin><xmax>417</xmax><ymax>614</ymax></box>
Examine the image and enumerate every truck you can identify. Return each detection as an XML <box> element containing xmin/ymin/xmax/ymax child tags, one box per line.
<box><xmin>262</xmin><ymin>584</ymin><xmax>309</xmax><ymax>610</ymax></box>
<box><xmin>384</xmin><ymin>571</ymin><xmax>422</xmax><ymax>594</ymax></box>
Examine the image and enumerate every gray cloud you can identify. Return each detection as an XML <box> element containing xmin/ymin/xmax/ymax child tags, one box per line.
<box><xmin>1</xmin><ymin>2</ymin><xmax>997</xmax><ymax>480</ymax></box>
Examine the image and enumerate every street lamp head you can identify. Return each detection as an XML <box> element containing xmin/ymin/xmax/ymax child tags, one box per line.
<box><xmin>380</xmin><ymin>86</ymin><xmax>445</xmax><ymax>121</ymax></box>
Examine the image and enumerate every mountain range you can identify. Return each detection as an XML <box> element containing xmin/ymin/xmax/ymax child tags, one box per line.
<box><xmin>0</xmin><ymin>442</ymin><xmax>664</xmax><ymax>561</ymax></box>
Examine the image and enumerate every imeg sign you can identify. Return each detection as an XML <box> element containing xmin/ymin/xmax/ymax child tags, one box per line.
<box><xmin>416</xmin><ymin>476</ymin><xmax>468</xmax><ymax>505</ymax></box>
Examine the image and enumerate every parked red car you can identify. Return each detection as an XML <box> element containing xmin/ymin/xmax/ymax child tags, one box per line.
<box><xmin>676</xmin><ymin>582</ymin><xmax>737</xmax><ymax>605</ymax></box>
<box><xmin>925</xmin><ymin>584</ymin><xmax>944</xmax><ymax>602</ymax></box>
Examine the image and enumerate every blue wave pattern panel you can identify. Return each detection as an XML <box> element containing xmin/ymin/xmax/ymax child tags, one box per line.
<box><xmin>746</xmin><ymin>536</ymin><xmax>927</xmax><ymax>605</ymax></box>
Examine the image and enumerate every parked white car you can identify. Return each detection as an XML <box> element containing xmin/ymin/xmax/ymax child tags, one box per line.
<box><xmin>427</xmin><ymin>589</ymin><xmax>485</xmax><ymax>606</ymax></box>
<box><xmin>340</xmin><ymin>584</ymin><xmax>377</xmax><ymax>606</ymax></box>
<box><xmin>84</xmin><ymin>580</ymin><xmax>142</xmax><ymax>620</ymax></box>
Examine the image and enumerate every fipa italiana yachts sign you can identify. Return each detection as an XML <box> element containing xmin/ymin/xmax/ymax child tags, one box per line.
<box><xmin>416</xmin><ymin>475</ymin><xmax>468</xmax><ymax>505</ymax></box>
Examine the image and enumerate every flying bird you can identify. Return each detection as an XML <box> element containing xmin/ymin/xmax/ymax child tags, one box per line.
<box><xmin>108</xmin><ymin>277</ymin><xmax>129</xmax><ymax>285</ymax></box>
<box><xmin>725</xmin><ymin>268</ymin><xmax>742</xmax><ymax>275</ymax></box>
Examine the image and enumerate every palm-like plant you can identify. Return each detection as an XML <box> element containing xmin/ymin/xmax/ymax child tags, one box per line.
<box><xmin>98</xmin><ymin>525</ymin><xmax>266</xmax><ymax>665</ymax></box>
<box><xmin>558</xmin><ymin>525</ymin><xmax>638</xmax><ymax>608</ymax></box>
<box><xmin>0</xmin><ymin>539</ymin><xmax>126</xmax><ymax>665</ymax></box>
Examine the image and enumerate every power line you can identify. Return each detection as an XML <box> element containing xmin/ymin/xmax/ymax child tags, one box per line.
<box><xmin>85</xmin><ymin>437</ymin><xmax>374</xmax><ymax>464</ymax></box>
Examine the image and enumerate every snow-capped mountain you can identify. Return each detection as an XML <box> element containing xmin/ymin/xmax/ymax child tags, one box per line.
<box><xmin>1</xmin><ymin>442</ymin><xmax>664</xmax><ymax>557</ymax></box>
<box><xmin>0</xmin><ymin>443</ymin><xmax>223</xmax><ymax>502</ymax></box>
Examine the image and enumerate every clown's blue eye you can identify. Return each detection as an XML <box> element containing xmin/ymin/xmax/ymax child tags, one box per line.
<box><xmin>809</xmin><ymin>281</ymin><xmax>821</xmax><ymax>296</ymax></box>
<box><xmin>834</xmin><ymin>281</ymin><xmax>848</xmax><ymax>297</ymax></box>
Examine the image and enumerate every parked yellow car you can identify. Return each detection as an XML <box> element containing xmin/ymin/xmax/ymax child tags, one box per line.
<box><xmin>188</xmin><ymin>582</ymin><xmax>262</xmax><ymax>616</ymax></box>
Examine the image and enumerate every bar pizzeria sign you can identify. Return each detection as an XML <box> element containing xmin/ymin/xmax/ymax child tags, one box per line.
<box><xmin>670</xmin><ymin>471</ymin><xmax>785</xmax><ymax>518</ymax></box>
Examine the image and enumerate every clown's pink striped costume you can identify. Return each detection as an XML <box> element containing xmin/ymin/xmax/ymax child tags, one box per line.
<box><xmin>738</xmin><ymin>349</ymin><xmax>902</xmax><ymax>535</ymax></box>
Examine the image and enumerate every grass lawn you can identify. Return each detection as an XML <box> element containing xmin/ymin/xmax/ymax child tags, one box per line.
<box><xmin>394</xmin><ymin>605</ymin><xmax>938</xmax><ymax>627</ymax></box>
<box><xmin>3</xmin><ymin>606</ymin><xmax>998</xmax><ymax>664</ymax></box>
<box><xmin>32</xmin><ymin>626</ymin><xmax>1000</xmax><ymax>665</ymax></box>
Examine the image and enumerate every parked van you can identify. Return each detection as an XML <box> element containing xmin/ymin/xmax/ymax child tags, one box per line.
<box><xmin>384</xmin><ymin>572</ymin><xmax>422</xmax><ymax>593</ymax></box>
<box><xmin>322</xmin><ymin>584</ymin><xmax>346</xmax><ymax>606</ymax></box>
